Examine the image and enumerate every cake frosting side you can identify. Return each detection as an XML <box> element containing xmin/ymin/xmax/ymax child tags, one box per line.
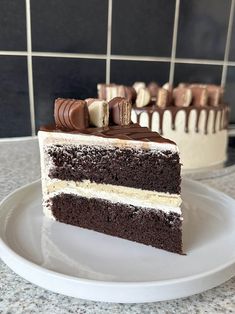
<box><xmin>131</xmin><ymin>105</ymin><xmax>228</xmax><ymax>169</ymax></box>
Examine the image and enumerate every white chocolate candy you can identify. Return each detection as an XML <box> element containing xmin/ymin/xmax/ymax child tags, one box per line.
<box><xmin>136</xmin><ymin>88</ymin><xmax>151</xmax><ymax>108</ymax></box>
<box><xmin>86</xmin><ymin>98</ymin><xmax>109</xmax><ymax>127</ymax></box>
<box><xmin>162</xmin><ymin>82</ymin><xmax>172</xmax><ymax>91</ymax></box>
<box><xmin>133</xmin><ymin>82</ymin><xmax>146</xmax><ymax>93</ymax></box>
<box><xmin>106</xmin><ymin>86</ymin><xmax>118</xmax><ymax>101</ymax></box>
<box><xmin>178</xmin><ymin>83</ymin><xmax>189</xmax><ymax>88</ymax></box>
<box><xmin>104</xmin><ymin>85</ymin><xmax>126</xmax><ymax>101</ymax></box>
<box><xmin>97</xmin><ymin>83</ymin><xmax>106</xmax><ymax>99</ymax></box>
<box><xmin>97</xmin><ymin>83</ymin><xmax>117</xmax><ymax>100</ymax></box>
<box><xmin>173</xmin><ymin>87</ymin><xmax>192</xmax><ymax>107</ymax></box>
<box><xmin>156</xmin><ymin>88</ymin><xmax>169</xmax><ymax>108</ymax></box>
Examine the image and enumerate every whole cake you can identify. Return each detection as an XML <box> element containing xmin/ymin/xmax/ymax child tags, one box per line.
<box><xmin>38</xmin><ymin>97</ymin><xmax>183</xmax><ymax>254</ymax></box>
<box><xmin>98</xmin><ymin>83</ymin><xmax>229</xmax><ymax>170</ymax></box>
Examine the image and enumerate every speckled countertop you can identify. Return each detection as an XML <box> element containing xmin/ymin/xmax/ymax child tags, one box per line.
<box><xmin>0</xmin><ymin>138</ymin><xmax>235</xmax><ymax>314</ymax></box>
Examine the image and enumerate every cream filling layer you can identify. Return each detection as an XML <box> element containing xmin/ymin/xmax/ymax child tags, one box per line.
<box><xmin>45</xmin><ymin>179</ymin><xmax>182</xmax><ymax>215</ymax></box>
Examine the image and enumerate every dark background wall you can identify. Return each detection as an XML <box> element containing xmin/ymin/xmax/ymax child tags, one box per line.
<box><xmin>0</xmin><ymin>0</ymin><xmax>235</xmax><ymax>137</ymax></box>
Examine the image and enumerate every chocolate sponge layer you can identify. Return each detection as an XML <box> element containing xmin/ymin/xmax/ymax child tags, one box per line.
<box><xmin>47</xmin><ymin>145</ymin><xmax>181</xmax><ymax>194</ymax></box>
<box><xmin>50</xmin><ymin>193</ymin><xmax>183</xmax><ymax>254</ymax></box>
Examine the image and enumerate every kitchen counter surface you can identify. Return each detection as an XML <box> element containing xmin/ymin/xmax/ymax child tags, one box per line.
<box><xmin>0</xmin><ymin>138</ymin><xmax>235</xmax><ymax>314</ymax></box>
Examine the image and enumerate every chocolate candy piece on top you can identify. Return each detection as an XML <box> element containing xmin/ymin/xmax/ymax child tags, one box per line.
<box><xmin>98</xmin><ymin>83</ymin><xmax>136</xmax><ymax>103</ymax></box>
<box><xmin>136</xmin><ymin>88</ymin><xmax>151</xmax><ymax>108</ymax></box>
<box><xmin>124</xmin><ymin>86</ymin><xmax>137</xmax><ymax>103</ymax></box>
<box><xmin>97</xmin><ymin>83</ymin><xmax>106</xmax><ymax>99</ymax></box>
<box><xmin>97</xmin><ymin>83</ymin><xmax>120</xmax><ymax>100</ymax></box>
<box><xmin>156</xmin><ymin>88</ymin><xmax>170</xmax><ymax>108</ymax></box>
<box><xmin>178</xmin><ymin>82</ymin><xmax>189</xmax><ymax>88</ymax></box>
<box><xmin>133</xmin><ymin>81</ymin><xmax>146</xmax><ymax>93</ymax></box>
<box><xmin>116</xmin><ymin>85</ymin><xmax>137</xmax><ymax>103</ymax></box>
<box><xmin>162</xmin><ymin>82</ymin><xmax>173</xmax><ymax>91</ymax></box>
<box><xmin>86</xmin><ymin>98</ymin><xmax>109</xmax><ymax>127</ymax></box>
<box><xmin>104</xmin><ymin>85</ymin><xmax>119</xmax><ymax>102</ymax></box>
<box><xmin>54</xmin><ymin>98</ymin><xmax>89</xmax><ymax>130</ymax></box>
<box><xmin>147</xmin><ymin>81</ymin><xmax>159</xmax><ymax>98</ymax></box>
<box><xmin>190</xmin><ymin>86</ymin><xmax>208</xmax><ymax>107</ymax></box>
<box><xmin>207</xmin><ymin>85</ymin><xmax>224</xmax><ymax>107</ymax></box>
<box><xmin>109</xmin><ymin>97</ymin><xmax>132</xmax><ymax>126</ymax></box>
<box><xmin>173</xmin><ymin>87</ymin><xmax>192</xmax><ymax>107</ymax></box>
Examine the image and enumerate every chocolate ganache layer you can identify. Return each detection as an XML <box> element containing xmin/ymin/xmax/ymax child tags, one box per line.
<box><xmin>41</xmin><ymin>123</ymin><xmax>176</xmax><ymax>145</ymax></box>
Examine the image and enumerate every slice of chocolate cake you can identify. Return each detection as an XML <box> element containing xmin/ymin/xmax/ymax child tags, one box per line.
<box><xmin>38</xmin><ymin>97</ymin><xmax>183</xmax><ymax>254</ymax></box>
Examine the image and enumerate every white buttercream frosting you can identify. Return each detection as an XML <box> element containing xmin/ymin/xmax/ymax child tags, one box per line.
<box><xmin>45</xmin><ymin>179</ymin><xmax>181</xmax><ymax>214</ymax></box>
<box><xmin>38</xmin><ymin>130</ymin><xmax>179</xmax><ymax>154</ymax></box>
<box><xmin>131</xmin><ymin>109</ymin><xmax>227</xmax><ymax>170</ymax></box>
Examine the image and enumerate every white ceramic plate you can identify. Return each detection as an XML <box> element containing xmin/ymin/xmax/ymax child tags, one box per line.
<box><xmin>0</xmin><ymin>179</ymin><xmax>235</xmax><ymax>303</ymax></box>
<box><xmin>182</xmin><ymin>147</ymin><xmax>235</xmax><ymax>179</ymax></box>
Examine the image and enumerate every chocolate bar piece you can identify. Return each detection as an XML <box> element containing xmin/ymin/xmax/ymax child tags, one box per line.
<box><xmin>125</xmin><ymin>86</ymin><xmax>137</xmax><ymax>103</ymax></box>
<box><xmin>162</xmin><ymin>82</ymin><xmax>173</xmax><ymax>91</ymax></box>
<box><xmin>207</xmin><ymin>85</ymin><xmax>224</xmax><ymax>107</ymax></box>
<box><xmin>54</xmin><ymin>98</ymin><xmax>89</xmax><ymax>130</ymax></box>
<box><xmin>190</xmin><ymin>87</ymin><xmax>208</xmax><ymax>107</ymax></box>
<box><xmin>98</xmin><ymin>84</ymin><xmax>136</xmax><ymax>103</ymax></box>
<box><xmin>148</xmin><ymin>81</ymin><xmax>159</xmax><ymax>98</ymax></box>
<box><xmin>156</xmin><ymin>88</ymin><xmax>170</xmax><ymax>108</ymax></box>
<box><xmin>109</xmin><ymin>97</ymin><xmax>132</xmax><ymax>126</ymax></box>
<box><xmin>173</xmin><ymin>87</ymin><xmax>192</xmax><ymax>107</ymax></box>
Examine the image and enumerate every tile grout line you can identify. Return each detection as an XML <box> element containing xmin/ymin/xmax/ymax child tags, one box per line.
<box><xmin>106</xmin><ymin>0</ymin><xmax>113</xmax><ymax>84</ymax></box>
<box><xmin>169</xmin><ymin>0</ymin><xmax>180</xmax><ymax>85</ymax></box>
<box><xmin>32</xmin><ymin>51</ymin><xmax>107</xmax><ymax>59</ymax></box>
<box><xmin>174</xmin><ymin>58</ymin><xmax>225</xmax><ymax>65</ymax></box>
<box><xmin>110</xmin><ymin>55</ymin><xmax>171</xmax><ymax>62</ymax></box>
<box><xmin>25</xmin><ymin>0</ymin><xmax>36</xmax><ymax>136</ymax></box>
<box><xmin>221</xmin><ymin>0</ymin><xmax>235</xmax><ymax>87</ymax></box>
<box><xmin>2</xmin><ymin>50</ymin><xmax>235</xmax><ymax>66</ymax></box>
<box><xmin>0</xmin><ymin>51</ymin><xmax>28</xmax><ymax>56</ymax></box>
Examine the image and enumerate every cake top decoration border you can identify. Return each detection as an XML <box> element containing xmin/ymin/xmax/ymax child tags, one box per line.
<box><xmin>97</xmin><ymin>82</ymin><xmax>225</xmax><ymax>109</ymax></box>
<box><xmin>40</xmin><ymin>96</ymin><xmax>176</xmax><ymax>145</ymax></box>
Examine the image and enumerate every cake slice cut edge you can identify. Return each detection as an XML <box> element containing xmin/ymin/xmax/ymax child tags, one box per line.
<box><xmin>38</xmin><ymin>124</ymin><xmax>183</xmax><ymax>255</ymax></box>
